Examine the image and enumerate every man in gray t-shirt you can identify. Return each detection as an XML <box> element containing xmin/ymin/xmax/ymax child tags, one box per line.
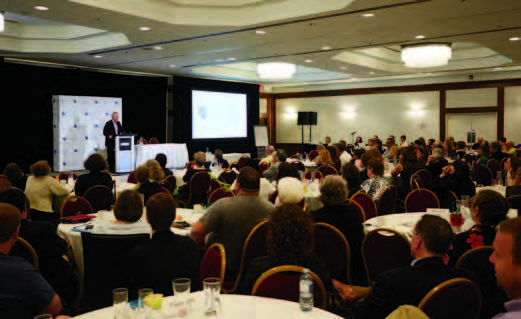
<box><xmin>191</xmin><ymin>167</ymin><xmax>274</xmax><ymax>281</ymax></box>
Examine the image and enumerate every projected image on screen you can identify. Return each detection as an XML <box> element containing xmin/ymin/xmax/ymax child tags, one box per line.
<box><xmin>192</xmin><ymin>90</ymin><xmax>248</xmax><ymax>139</ymax></box>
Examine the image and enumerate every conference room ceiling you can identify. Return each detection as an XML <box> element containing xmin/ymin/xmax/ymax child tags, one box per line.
<box><xmin>2</xmin><ymin>0</ymin><xmax>521</xmax><ymax>90</ymax></box>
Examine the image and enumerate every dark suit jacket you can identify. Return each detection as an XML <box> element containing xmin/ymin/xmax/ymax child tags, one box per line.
<box><xmin>162</xmin><ymin>167</ymin><xmax>173</xmax><ymax>177</ymax></box>
<box><xmin>426</xmin><ymin>159</ymin><xmax>448</xmax><ymax>179</ymax></box>
<box><xmin>74</xmin><ymin>171</ymin><xmax>114</xmax><ymax>197</ymax></box>
<box><xmin>103</xmin><ymin>120</ymin><xmax>123</xmax><ymax>147</ymax></box>
<box><xmin>355</xmin><ymin>257</ymin><xmax>475</xmax><ymax>319</ymax></box>
<box><xmin>129</xmin><ymin>230</ymin><xmax>200</xmax><ymax>294</ymax></box>
<box><xmin>491</xmin><ymin>151</ymin><xmax>509</xmax><ymax>164</ymax></box>
<box><xmin>136</xmin><ymin>181</ymin><xmax>163</xmax><ymax>204</ymax></box>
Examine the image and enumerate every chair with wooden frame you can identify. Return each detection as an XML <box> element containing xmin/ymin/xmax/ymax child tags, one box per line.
<box><xmin>437</xmin><ymin>189</ymin><xmax>458</xmax><ymax>210</ymax></box>
<box><xmin>83</xmin><ymin>185</ymin><xmax>114</xmax><ymax>212</ymax></box>
<box><xmin>304</xmin><ymin>170</ymin><xmax>324</xmax><ymax>181</ymax></box>
<box><xmin>318</xmin><ymin>164</ymin><xmax>338</xmax><ymax>177</ymax></box>
<box><xmin>60</xmin><ymin>196</ymin><xmax>93</xmax><ymax>218</ymax></box>
<box><xmin>164</xmin><ymin>175</ymin><xmax>178</xmax><ymax>193</ymax></box>
<box><xmin>149</xmin><ymin>137</ymin><xmax>159</xmax><ymax>144</ymax></box>
<box><xmin>218</xmin><ymin>170</ymin><xmax>238</xmax><ymax>185</ymax></box>
<box><xmin>313</xmin><ymin>223</ymin><xmax>352</xmax><ymax>285</ymax></box>
<box><xmin>199</xmin><ymin>243</ymin><xmax>226</xmax><ymax>288</ymax></box>
<box><xmin>404</xmin><ymin>188</ymin><xmax>440</xmax><ymax>212</ymax></box>
<box><xmin>159</xmin><ymin>180</ymin><xmax>172</xmax><ymax>192</ymax></box>
<box><xmin>345</xmin><ymin>199</ymin><xmax>366</xmax><ymax>222</ymax></box>
<box><xmin>410</xmin><ymin>173</ymin><xmax>424</xmax><ymax>190</ymax></box>
<box><xmin>378</xmin><ymin>185</ymin><xmax>398</xmax><ymax>216</ymax></box>
<box><xmin>291</xmin><ymin>161</ymin><xmax>306</xmax><ymax>172</ymax></box>
<box><xmin>309</xmin><ymin>150</ymin><xmax>319</xmax><ymax>160</ymax></box>
<box><xmin>418</xmin><ymin>278</ymin><xmax>481</xmax><ymax>319</ymax></box>
<box><xmin>351</xmin><ymin>192</ymin><xmax>378</xmax><ymax>220</ymax></box>
<box><xmin>258</xmin><ymin>162</ymin><xmax>270</xmax><ymax>177</ymax></box>
<box><xmin>415</xmin><ymin>169</ymin><xmax>432</xmax><ymax>188</ymax></box>
<box><xmin>207</xmin><ymin>187</ymin><xmax>235</xmax><ymax>205</ymax></box>
<box><xmin>178</xmin><ymin>171</ymin><xmax>212</xmax><ymax>208</ymax></box>
<box><xmin>9</xmin><ymin>237</ymin><xmax>39</xmax><ymax>269</ymax></box>
<box><xmin>487</xmin><ymin>158</ymin><xmax>502</xmax><ymax>176</ymax></box>
<box><xmin>127</xmin><ymin>171</ymin><xmax>138</xmax><ymax>184</ymax></box>
<box><xmin>362</xmin><ymin>228</ymin><xmax>412</xmax><ymax>285</ymax></box>
<box><xmin>137</xmin><ymin>138</ymin><xmax>148</xmax><ymax>145</ymax></box>
<box><xmin>251</xmin><ymin>265</ymin><xmax>327</xmax><ymax>309</ymax></box>
<box><xmin>507</xmin><ymin>195</ymin><xmax>521</xmax><ymax>216</ymax></box>
<box><xmin>237</xmin><ymin>156</ymin><xmax>250</xmax><ymax>169</ymax></box>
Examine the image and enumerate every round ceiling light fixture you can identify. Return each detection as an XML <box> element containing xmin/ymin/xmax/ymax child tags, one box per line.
<box><xmin>401</xmin><ymin>42</ymin><xmax>452</xmax><ymax>68</ymax></box>
<box><xmin>257</xmin><ymin>62</ymin><xmax>296</xmax><ymax>79</ymax></box>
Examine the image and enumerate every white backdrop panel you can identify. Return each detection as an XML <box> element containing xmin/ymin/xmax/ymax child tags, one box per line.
<box><xmin>53</xmin><ymin>95</ymin><xmax>122</xmax><ymax>171</ymax></box>
<box><xmin>276</xmin><ymin>91</ymin><xmax>439</xmax><ymax>144</ymax></box>
<box><xmin>505</xmin><ymin>86</ymin><xmax>521</xmax><ymax>143</ymax></box>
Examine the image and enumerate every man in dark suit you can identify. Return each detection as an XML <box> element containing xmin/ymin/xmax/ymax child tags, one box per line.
<box><xmin>334</xmin><ymin>214</ymin><xmax>475</xmax><ymax>319</ymax></box>
<box><xmin>103</xmin><ymin>112</ymin><xmax>123</xmax><ymax>172</ymax></box>
<box><xmin>129</xmin><ymin>193</ymin><xmax>200</xmax><ymax>294</ymax></box>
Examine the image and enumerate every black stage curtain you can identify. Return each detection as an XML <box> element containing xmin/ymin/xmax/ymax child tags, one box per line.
<box><xmin>172</xmin><ymin>76</ymin><xmax>260</xmax><ymax>160</ymax></box>
<box><xmin>0</xmin><ymin>62</ymin><xmax>167</xmax><ymax>173</ymax></box>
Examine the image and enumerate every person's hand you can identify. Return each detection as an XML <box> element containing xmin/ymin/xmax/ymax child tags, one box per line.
<box><xmin>440</xmin><ymin>166</ymin><xmax>450</xmax><ymax>177</ymax></box>
<box><xmin>333</xmin><ymin>280</ymin><xmax>359</xmax><ymax>303</ymax></box>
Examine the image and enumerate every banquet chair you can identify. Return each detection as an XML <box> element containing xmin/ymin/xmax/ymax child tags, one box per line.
<box><xmin>164</xmin><ymin>175</ymin><xmax>177</xmax><ymax>192</ymax></box>
<box><xmin>477</xmin><ymin>165</ymin><xmax>493</xmax><ymax>186</ymax></box>
<box><xmin>313</xmin><ymin>223</ymin><xmax>352</xmax><ymax>284</ymax></box>
<box><xmin>127</xmin><ymin>171</ymin><xmax>138</xmax><ymax>184</ymax></box>
<box><xmin>178</xmin><ymin>171</ymin><xmax>212</xmax><ymax>208</ymax></box>
<box><xmin>334</xmin><ymin>160</ymin><xmax>341</xmax><ymax>174</ymax></box>
<box><xmin>410</xmin><ymin>174</ymin><xmax>424</xmax><ymax>190</ymax></box>
<box><xmin>437</xmin><ymin>189</ymin><xmax>458</xmax><ymax>210</ymax></box>
<box><xmin>304</xmin><ymin>170</ymin><xmax>323</xmax><ymax>181</ymax></box>
<box><xmin>57</xmin><ymin>172</ymin><xmax>78</xmax><ymax>183</ymax></box>
<box><xmin>159</xmin><ymin>180</ymin><xmax>172</xmax><ymax>192</ymax></box>
<box><xmin>9</xmin><ymin>237</ymin><xmax>39</xmax><ymax>270</ymax></box>
<box><xmin>500</xmin><ymin>156</ymin><xmax>510</xmax><ymax>170</ymax></box>
<box><xmin>223</xmin><ymin>220</ymin><xmax>269</xmax><ymax>294</ymax></box>
<box><xmin>345</xmin><ymin>199</ymin><xmax>366</xmax><ymax>222</ymax></box>
<box><xmin>415</xmin><ymin>169</ymin><xmax>432</xmax><ymax>188</ymax></box>
<box><xmin>208</xmin><ymin>187</ymin><xmax>235</xmax><ymax>205</ymax></box>
<box><xmin>290</xmin><ymin>154</ymin><xmax>299</xmax><ymax>159</ymax></box>
<box><xmin>252</xmin><ymin>265</ymin><xmax>327</xmax><ymax>309</ymax></box>
<box><xmin>351</xmin><ymin>192</ymin><xmax>378</xmax><ymax>220</ymax></box>
<box><xmin>218</xmin><ymin>170</ymin><xmax>238</xmax><ymax>185</ymax></box>
<box><xmin>487</xmin><ymin>159</ymin><xmax>502</xmax><ymax>176</ymax></box>
<box><xmin>309</xmin><ymin>150</ymin><xmax>319</xmax><ymax>160</ymax></box>
<box><xmin>507</xmin><ymin>195</ymin><xmax>521</xmax><ymax>216</ymax></box>
<box><xmin>472</xmin><ymin>162</ymin><xmax>481</xmax><ymax>184</ymax></box>
<box><xmin>209</xmin><ymin>179</ymin><xmax>222</xmax><ymax>194</ymax></box>
<box><xmin>362</xmin><ymin>228</ymin><xmax>412</xmax><ymax>285</ymax></box>
<box><xmin>83</xmin><ymin>185</ymin><xmax>114</xmax><ymax>212</ymax></box>
<box><xmin>464</xmin><ymin>153</ymin><xmax>477</xmax><ymax>164</ymax></box>
<box><xmin>237</xmin><ymin>156</ymin><xmax>250</xmax><ymax>169</ymax></box>
<box><xmin>81</xmin><ymin>233</ymin><xmax>150</xmax><ymax>312</ymax></box>
<box><xmin>258</xmin><ymin>162</ymin><xmax>269</xmax><ymax>176</ymax></box>
<box><xmin>268</xmin><ymin>190</ymin><xmax>278</xmax><ymax>204</ymax></box>
<box><xmin>200</xmin><ymin>243</ymin><xmax>226</xmax><ymax>287</ymax></box>
<box><xmin>291</xmin><ymin>161</ymin><xmax>306</xmax><ymax>172</ymax></box>
<box><xmin>161</xmin><ymin>187</ymin><xmax>173</xmax><ymax>196</ymax></box>
<box><xmin>378</xmin><ymin>185</ymin><xmax>398</xmax><ymax>216</ymax></box>
<box><xmin>60</xmin><ymin>196</ymin><xmax>93</xmax><ymax>218</ymax></box>
<box><xmin>419</xmin><ymin>278</ymin><xmax>481</xmax><ymax>319</ymax></box>
<box><xmin>149</xmin><ymin>137</ymin><xmax>159</xmax><ymax>144</ymax></box>
<box><xmin>137</xmin><ymin>138</ymin><xmax>148</xmax><ymax>145</ymax></box>
<box><xmin>318</xmin><ymin>164</ymin><xmax>338</xmax><ymax>177</ymax></box>
<box><xmin>404</xmin><ymin>188</ymin><xmax>440</xmax><ymax>212</ymax></box>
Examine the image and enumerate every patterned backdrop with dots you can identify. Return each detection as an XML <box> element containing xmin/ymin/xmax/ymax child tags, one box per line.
<box><xmin>53</xmin><ymin>95</ymin><xmax>123</xmax><ymax>171</ymax></box>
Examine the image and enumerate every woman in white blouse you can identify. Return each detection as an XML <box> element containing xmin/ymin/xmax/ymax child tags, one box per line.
<box><xmin>361</xmin><ymin>158</ymin><xmax>389</xmax><ymax>202</ymax></box>
<box><xmin>25</xmin><ymin>160</ymin><xmax>70</xmax><ymax>221</ymax></box>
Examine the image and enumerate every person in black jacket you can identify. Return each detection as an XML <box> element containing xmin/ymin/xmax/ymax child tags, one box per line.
<box><xmin>490</xmin><ymin>141</ymin><xmax>509</xmax><ymax>164</ymax></box>
<box><xmin>3</xmin><ymin>163</ymin><xmax>27</xmax><ymax>191</ymax></box>
<box><xmin>431</xmin><ymin>160</ymin><xmax>476</xmax><ymax>199</ymax></box>
<box><xmin>74</xmin><ymin>153</ymin><xmax>113</xmax><ymax>197</ymax></box>
<box><xmin>102</xmin><ymin>112</ymin><xmax>123</xmax><ymax>172</ymax></box>
<box><xmin>425</xmin><ymin>148</ymin><xmax>449</xmax><ymax>178</ymax></box>
<box><xmin>155</xmin><ymin>153</ymin><xmax>173</xmax><ymax>177</ymax></box>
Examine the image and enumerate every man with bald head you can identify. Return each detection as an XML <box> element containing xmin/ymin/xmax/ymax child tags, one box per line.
<box><xmin>0</xmin><ymin>203</ymin><xmax>62</xmax><ymax>318</ymax></box>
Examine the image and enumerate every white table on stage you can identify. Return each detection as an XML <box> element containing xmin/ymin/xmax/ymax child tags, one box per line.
<box><xmin>57</xmin><ymin>208</ymin><xmax>204</xmax><ymax>277</ymax></box>
<box><xmin>73</xmin><ymin>292</ymin><xmax>343</xmax><ymax>319</ymax></box>
<box><xmin>135</xmin><ymin>143</ymin><xmax>189</xmax><ymax>169</ymax></box>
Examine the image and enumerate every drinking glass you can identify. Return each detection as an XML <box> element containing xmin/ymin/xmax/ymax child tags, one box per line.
<box><xmin>461</xmin><ymin>195</ymin><xmax>470</xmax><ymax>207</ymax></box>
<box><xmin>172</xmin><ymin>278</ymin><xmax>191</xmax><ymax>318</ymax></box>
<box><xmin>138</xmin><ymin>288</ymin><xmax>154</xmax><ymax>309</ymax></box>
<box><xmin>113</xmin><ymin>288</ymin><xmax>128</xmax><ymax>318</ymax></box>
<box><xmin>311</xmin><ymin>172</ymin><xmax>316</xmax><ymax>182</ymax></box>
<box><xmin>203</xmin><ymin>278</ymin><xmax>222</xmax><ymax>317</ymax></box>
<box><xmin>299</xmin><ymin>171</ymin><xmax>305</xmax><ymax>180</ymax></box>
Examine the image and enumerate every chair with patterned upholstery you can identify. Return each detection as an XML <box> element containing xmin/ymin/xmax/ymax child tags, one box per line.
<box><xmin>208</xmin><ymin>187</ymin><xmax>235</xmax><ymax>205</ymax></box>
<box><xmin>313</xmin><ymin>223</ymin><xmax>352</xmax><ymax>284</ymax></box>
<box><xmin>84</xmin><ymin>185</ymin><xmax>114</xmax><ymax>212</ymax></box>
<box><xmin>252</xmin><ymin>265</ymin><xmax>327</xmax><ymax>309</ymax></box>
<box><xmin>237</xmin><ymin>157</ymin><xmax>250</xmax><ymax>169</ymax></box>
<box><xmin>405</xmin><ymin>188</ymin><xmax>440</xmax><ymax>212</ymax></box>
<box><xmin>258</xmin><ymin>162</ymin><xmax>269</xmax><ymax>177</ymax></box>
<box><xmin>487</xmin><ymin>159</ymin><xmax>502</xmax><ymax>176</ymax></box>
<box><xmin>415</xmin><ymin>169</ymin><xmax>432</xmax><ymax>188</ymax></box>
<box><xmin>149</xmin><ymin>137</ymin><xmax>159</xmax><ymax>144</ymax></box>
<box><xmin>60</xmin><ymin>196</ymin><xmax>93</xmax><ymax>218</ymax></box>
<box><xmin>304</xmin><ymin>170</ymin><xmax>323</xmax><ymax>181</ymax></box>
<box><xmin>507</xmin><ymin>195</ymin><xmax>521</xmax><ymax>216</ymax></box>
<box><xmin>419</xmin><ymin>278</ymin><xmax>481</xmax><ymax>319</ymax></box>
<box><xmin>127</xmin><ymin>171</ymin><xmax>138</xmax><ymax>184</ymax></box>
<box><xmin>199</xmin><ymin>243</ymin><xmax>226</xmax><ymax>287</ymax></box>
<box><xmin>378</xmin><ymin>185</ymin><xmax>398</xmax><ymax>216</ymax></box>
<box><xmin>218</xmin><ymin>170</ymin><xmax>238</xmax><ymax>185</ymax></box>
<box><xmin>309</xmin><ymin>150</ymin><xmax>319</xmax><ymax>160</ymax></box>
<box><xmin>362</xmin><ymin>228</ymin><xmax>412</xmax><ymax>284</ymax></box>
<box><xmin>345</xmin><ymin>199</ymin><xmax>366</xmax><ymax>222</ymax></box>
<box><xmin>9</xmin><ymin>237</ymin><xmax>39</xmax><ymax>269</ymax></box>
<box><xmin>291</xmin><ymin>161</ymin><xmax>306</xmax><ymax>172</ymax></box>
<box><xmin>178</xmin><ymin>171</ymin><xmax>212</xmax><ymax>208</ymax></box>
<box><xmin>351</xmin><ymin>192</ymin><xmax>378</xmax><ymax>220</ymax></box>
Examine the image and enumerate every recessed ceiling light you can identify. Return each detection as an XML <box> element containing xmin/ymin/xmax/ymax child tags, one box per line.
<box><xmin>305</xmin><ymin>59</ymin><xmax>312</xmax><ymax>63</ymax></box>
<box><xmin>369</xmin><ymin>72</ymin><xmax>375</xmax><ymax>75</ymax></box>
<box><xmin>415</xmin><ymin>35</ymin><xmax>426</xmax><ymax>39</ymax></box>
<box><xmin>228</xmin><ymin>58</ymin><xmax>236</xmax><ymax>61</ymax></box>
<box><xmin>139</xmin><ymin>26</ymin><xmax>151</xmax><ymax>31</ymax></box>
<box><xmin>153</xmin><ymin>46</ymin><xmax>163</xmax><ymax>50</ymax></box>
<box><xmin>339</xmin><ymin>67</ymin><xmax>347</xmax><ymax>70</ymax></box>
<box><xmin>494</xmin><ymin>67</ymin><xmax>503</xmax><ymax>70</ymax></box>
<box><xmin>93</xmin><ymin>55</ymin><xmax>103</xmax><ymax>58</ymax></box>
<box><xmin>34</xmin><ymin>6</ymin><xmax>49</xmax><ymax>11</ymax></box>
<box><xmin>256</xmin><ymin>30</ymin><xmax>266</xmax><ymax>34</ymax></box>
<box><xmin>510</xmin><ymin>37</ymin><xmax>520</xmax><ymax>41</ymax></box>
<box><xmin>426</xmin><ymin>72</ymin><xmax>433</xmax><ymax>75</ymax></box>
<box><xmin>169</xmin><ymin>64</ymin><xmax>177</xmax><ymax>68</ymax></box>
<box><xmin>362</xmin><ymin>13</ymin><xmax>374</xmax><ymax>17</ymax></box>
<box><xmin>322</xmin><ymin>46</ymin><xmax>331</xmax><ymax>50</ymax></box>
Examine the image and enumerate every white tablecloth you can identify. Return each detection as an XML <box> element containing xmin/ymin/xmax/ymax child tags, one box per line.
<box><xmin>73</xmin><ymin>292</ymin><xmax>343</xmax><ymax>319</ymax></box>
<box><xmin>67</xmin><ymin>180</ymin><xmax>136</xmax><ymax>199</ymax></box>
<box><xmin>135</xmin><ymin>143</ymin><xmax>189</xmax><ymax>169</ymax></box>
<box><xmin>57</xmin><ymin>208</ymin><xmax>203</xmax><ymax>277</ymax></box>
<box><xmin>220</xmin><ymin>153</ymin><xmax>251</xmax><ymax>164</ymax></box>
<box><xmin>476</xmin><ymin>185</ymin><xmax>506</xmax><ymax>197</ymax></box>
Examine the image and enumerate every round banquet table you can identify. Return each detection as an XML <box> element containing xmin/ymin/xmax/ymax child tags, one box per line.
<box><xmin>73</xmin><ymin>292</ymin><xmax>343</xmax><ymax>319</ymax></box>
<box><xmin>57</xmin><ymin>208</ymin><xmax>204</xmax><ymax>278</ymax></box>
<box><xmin>476</xmin><ymin>185</ymin><xmax>506</xmax><ymax>197</ymax></box>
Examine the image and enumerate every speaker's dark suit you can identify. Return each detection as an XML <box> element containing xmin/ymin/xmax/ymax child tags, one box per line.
<box><xmin>103</xmin><ymin>120</ymin><xmax>123</xmax><ymax>171</ymax></box>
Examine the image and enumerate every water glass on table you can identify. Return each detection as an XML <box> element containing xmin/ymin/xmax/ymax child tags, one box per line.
<box><xmin>113</xmin><ymin>288</ymin><xmax>129</xmax><ymax>318</ymax></box>
<box><xmin>173</xmin><ymin>278</ymin><xmax>191</xmax><ymax>318</ymax></box>
<box><xmin>203</xmin><ymin>278</ymin><xmax>222</xmax><ymax>318</ymax></box>
<box><xmin>139</xmin><ymin>288</ymin><xmax>154</xmax><ymax>312</ymax></box>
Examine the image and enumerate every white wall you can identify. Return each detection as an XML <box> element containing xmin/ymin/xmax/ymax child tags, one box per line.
<box><xmin>505</xmin><ymin>86</ymin><xmax>521</xmax><ymax>143</ymax></box>
<box><xmin>446</xmin><ymin>113</ymin><xmax>497</xmax><ymax>142</ymax></box>
<box><xmin>446</xmin><ymin>88</ymin><xmax>497</xmax><ymax>107</ymax></box>
<box><xmin>276</xmin><ymin>91</ymin><xmax>440</xmax><ymax>144</ymax></box>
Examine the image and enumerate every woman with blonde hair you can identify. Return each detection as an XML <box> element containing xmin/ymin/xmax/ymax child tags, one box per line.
<box><xmin>146</xmin><ymin>159</ymin><xmax>165</xmax><ymax>182</ymax></box>
<box><xmin>317</xmin><ymin>149</ymin><xmax>334</xmax><ymax>167</ymax></box>
<box><xmin>0</xmin><ymin>175</ymin><xmax>12</xmax><ymax>192</ymax></box>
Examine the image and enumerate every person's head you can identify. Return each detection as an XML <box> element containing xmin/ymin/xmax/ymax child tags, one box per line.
<box><xmin>113</xmin><ymin>190</ymin><xmax>143</xmax><ymax>223</ymax></box>
<box><xmin>135</xmin><ymin>165</ymin><xmax>151</xmax><ymax>184</ymax></box>
<box><xmin>500</xmin><ymin>137</ymin><xmax>507</xmax><ymax>144</ymax></box>
<box><xmin>214</xmin><ymin>149</ymin><xmax>223</xmax><ymax>161</ymax></box>
<box><xmin>400</xmin><ymin>135</ymin><xmax>406</xmax><ymax>142</ymax></box>
<box><xmin>236</xmin><ymin>167</ymin><xmax>260</xmax><ymax>194</ymax></box>
<box><xmin>274</xmin><ymin>149</ymin><xmax>287</xmax><ymax>163</ymax></box>
<box><xmin>276</xmin><ymin>162</ymin><xmax>300</xmax><ymax>181</ymax></box>
<box><xmin>0</xmin><ymin>176</ymin><xmax>12</xmax><ymax>192</ymax></box>
<box><xmin>490</xmin><ymin>217</ymin><xmax>521</xmax><ymax>299</ymax></box>
<box><xmin>266</xmin><ymin>145</ymin><xmax>275</xmax><ymax>155</ymax></box>
<box><xmin>411</xmin><ymin>214</ymin><xmax>453</xmax><ymax>258</ymax></box>
<box><xmin>193</xmin><ymin>151</ymin><xmax>206</xmax><ymax>167</ymax></box>
<box><xmin>368</xmin><ymin>138</ymin><xmax>374</xmax><ymax>147</ymax></box>
<box><xmin>470</xmin><ymin>190</ymin><xmax>508</xmax><ymax>226</ymax></box>
<box><xmin>155</xmin><ymin>153</ymin><xmax>168</xmax><ymax>168</ymax></box>
<box><xmin>356</xmin><ymin>136</ymin><xmax>363</xmax><ymax>144</ymax></box>
<box><xmin>84</xmin><ymin>153</ymin><xmax>107</xmax><ymax>172</ymax></box>
<box><xmin>445</xmin><ymin>138</ymin><xmax>455</xmax><ymax>150</ymax></box>
<box><xmin>146</xmin><ymin>159</ymin><xmax>165</xmax><ymax>182</ymax></box>
<box><xmin>278</xmin><ymin>177</ymin><xmax>304</xmax><ymax>204</ymax></box>
<box><xmin>320</xmin><ymin>149</ymin><xmax>333</xmax><ymax>165</ymax></box>
<box><xmin>456</xmin><ymin>141</ymin><xmax>467</xmax><ymax>151</ymax></box>
<box><xmin>320</xmin><ymin>175</ymin><xmax>348</xmax><ymax>206</ymax></box>
<box><xmin>146</xmin><ymin>193</ymin><xmax>177</xmax><ymax>232</ymax></box>
<box><xmin>418</xmin><ymin>137</ymin><xmax>426</xmax><ymax>146</ymax></box>
<box><xmin>0</xmin><ymin>188</ymin><xmax>27</xmax><ymax>218</ymax></box>
<box><xmin>452</xmin><ymin>160</ymin><xmax>471</xmax><ymax>182</ymax></box>
<box><xmin>374</xmin><ymin>139</ymin><xmax>383</xmax><ymax>149</ymax></box>
<box><xmin>0</xmin><ymin>203</ymin><xmax>21</xmax><ymax>252</ymax></box>
<box><xmin>327</xmin><ymin>146</ymin><xmax>338</xmax><ymax>162</ymax></box>
<box><xmin>428</xmin><ymin>138</ymin><xmax>435</xmax><ymax>147</ymax></box>
<box><xmin>334</xmin><ymin>143</ymin><xmax>346</xmax><ymax>156</ymax></box>
<box><xmin>400</xmin><ymin>147</ymin><xmax>419</xmax><ymax>165</ymax></box>
<box><xmin>317</xmin><ymin>143</ymin><xmax>325</xmax><ymax>152</ymax></box>
<box><xmin>325</xmin><ymin>136</ymin><xmax>332</xmax><ymax>144</ymax></box>
<box><xmin>479</xmin><ymin>144</ymin><xmax>491</xmax><ymax>157</ymax></box>
<box><xmin>432</xmin><ymin>141</ymin><xmax>443</xmax><ymax>150</ymax></box>
<box><xmin>516</xmin><ymin>167</ymin><xmax>521</xmax><ymax>186</ymax></box>
<box><xmin>431</xmin><ymin>148</ymin><xmax>444</xmax><ymax>162</ymax></box>
<box><xmin>341</xmin><ymin>163</ymin><xmax>361</xmax><ymax>188</ymax></box>
<box><xmin>367</xmin><ymin>158</ymin><xmax>384</xmax><ymax>178</ymax></box>
<box><xmin>472</xmin><ymin>143</ymin><xmax>480</xmax><ymax>151</ymax></box>
<box><xmin>390</xmin><ymin>146</ymin><xmax>401</xmax><ymax>158</ymax></box>
<box><xmin>267</xmin><ymin>204</ymin><xmax>313</xmax><ymax>262</ymax></box>
<box><xmin>30</xmin><ymin>160</ymin><xmax>51</xmax><ymax>177</ymax></box>
<box><xmin>386</xmin><ymin>138</ymin><xmax>394</xmax><ymax>148</ymax></box>
<box><xmin>243</xmin><ymin>158</ymin><xmax>259</xmax><ymax>171</ymax></box>
<box><xmin>111</xmin><ymin>112</ymin><xmax>119</xmax><ymax>121</ymax></box>
<box><xmin>3</xmin><ymin>163</ymin><xmax>23</xmax><ymax>181</ymax></box>
<box><xmin>506</xmin><ymin>141</ymin><xmax>515</xmax><ymax>150</ymax></box>
<box><xmin>490</xmin><ymin>141</ymin><xmax>502</xmax><ymax>153</ymax></box>
<box><xmin>353</xmin><ymin>149</ymin><xmax>363</xmax><ymax>160</ymax></box>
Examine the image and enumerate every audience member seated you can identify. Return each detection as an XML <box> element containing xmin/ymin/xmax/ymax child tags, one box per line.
<box><xmin>425</xmin><ymin>148</ymin><xmax>449</xmax><ymax>178</ymax></box>
<box><xmin>341</xmin><ymin>163</ymin><xmax>362</xmax><ymax>197</ymax></box>
<box><xmin>146</xmin><ymin>159</ymin><xmax>165</xmax><ymax>183</ymax></box>
<box><xmin>95</xmin><ymin>190</ymin><xmax>150</xmax><ymax>234</ymax></box>
<box><xmin>325</xmin><ymin>136</ymin><xmax>332</xmax><ymax>146</ymax></box>
<box><xmin>505</xmin><ymin>140</ymin><xmax>517</xmax><ymax>155</ymax></box>
<box><xmin>374</xmin><ymin>138</ymin><xmax>384</xmax><ymax>155</ymax></box>
<box><xmin>352</xmin><ymin>149</ymin><xmax>364</xmax><ymax>169</ymax></box>
<box><xmin>260</xmin><ymin>145</ymin><xmax>276</xmax><ymax>165</ymax></box>
<box><xmin>0</xmin><ymin>203</ymin><xmax>63</xmax><ymax>318</ymax></box>
<box><xmin>212</xmin><ymin>149</ymin><xmax>230</xmax><ymax>169</ymax></box>
<box><xmin>155</xmin><ymin>153</ymin><xmax>173</xmax><ymax>177</ymax></box>
<box><xmin>316</xmin><ymin>149</ymin><xmax>334</xmax><ymax>167</ymax></box>
<box><xmin>130</xmin><ymin>193</ymin><xmax>200</xmax><ymax>294</ymax></box>
<box><xmin>134</xmin><ymin>165</ymin><xmax>162</xmax><ymax>205</ymax></box>
<box><xmin>360</xmin><ymin>149</ymin><xmax>381</xmax><ymax>183</ymax></box>
<box><xmin>382</xmin><ymin>138</ymin><xmax>394</xmax><ymax>159</ymax></box>
<box><xmin>0</xmin><ymin>175</ymin><xmax>11</xmax><ymax>192</ymax></box>
<box><xmin>276</xmin><ymin>162</ymin><xmax>300</xmax><ymax>183</ymax></box>
<box><xmin>455</xmin><ymin>141</ymin><xmax>467</xmax><ymax>160</ymax></box>
<box><xmin>327</xmin><ymin>145</ymin><xmax>339</xmax><ymax>163</ymax></box>
<box><xmin>262</xmin><ymin>149</ymin><xmax>287</xmax><ymax>183</ymax></box>
<box><xmin>74</xmin><ymin>153</ymin><xmax>113</xmax><ymax>197</ymax></box>
<box><xmin>355</xmin><ymin>136</ymin><xmax>364</xmax><ymax>149</ymax></box>
<box><xmin>191</xmin><ymin>167</ymin><xmax>274</xmax><ymax>282</ymax></box>
<box><xmin>431</xmin><ymin>160</ymin><xmax>476</xmax><ymax>199</ymax></box>
<box><xmin>3</xmin><ymin>163</ymin><xmax>27</xmax><ymax>191</ymax></box>
<box><xmin>230</xmin><ymin>160</ymin><xmax>275</xmax><ymax>200</ymax></box>
<box><xmin>490</xmin><ymin>142</ymin><xmax>509</xmax><ymax>164</ymax></box>
<box><xmin>506</xmin><ymin>167</ymin><xmax>521</xmax><ymax>198</ymax></box>
<box><xmin>183</xmin><ymin>152</ymin><xmax>210</xmax><ymax>184</ymax></box>
<box><xmin>361</xmin><ymin>158</ymin><xmax>389</xmax><ymax>202</ymax></box>
<box><xmin>240</xmin><ymin>204</ymin><xmax>332</xmax><ymax>294</ymax></box>
<box><xmin>0</xmin><ymin>189</ymin><xmax>78</xmax><ymax>315</ymax></box>
<box><xmin>400</xmin><ymin>135</ymin><xmax>408</xmax><ymax>148</ymax></box>
<box><xmin>276</xmin><ymin>177</ymin><xmax>304</xmax><ymax>205</ymax></box>
<box><xmin>444</xmin><ymin>138</ymin><xmax>456</xmax><ymax>159</ymax></box>
<box><xmin>392</xmin><ymin>147</ymin><xmax>423</xmax><ymax>197</ymax></box>
<box><xmin>416</xmin><ymin>146</ymin><xmax>430</xmax><ymax>164</ymax></box>
<box><xmin>477</xmin><ymin>144</ymin><xmax>491</xmax><ymax>166</ymax></box>
<box><xmin>334</xmin><ymin>215</ymin><xmax>475</xmax><ymax>319</ymax></box>
<box><xmin>490</xmin><ymin>217</ymin><xmax>521</xmax><ymax>318</ymax></box>
<box><xmin>25</xmin><ymin>161</ymin><xmax>69</xmax><ymax>221</ymax></box>
<box><xmin>335</xmin><ymin>143</ymin><xmax>353</xmax><ymax>167</ymax></box>
<box><xmin>312</xmin><ymin>175</ymin><xmax>365</xmax><ymax>285</ymax></box>
<box><xmin>504</xmin><ymin>157</ymin><xmax>521</xmax><ymax>187</ymax></box>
